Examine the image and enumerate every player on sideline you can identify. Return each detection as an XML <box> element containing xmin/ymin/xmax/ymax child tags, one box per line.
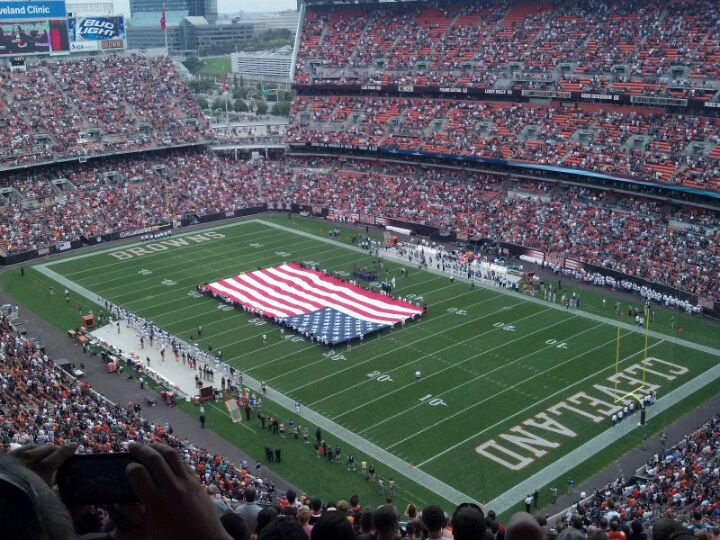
<box><xmin>415</xmin><ymin>370</ymin><xmax>421</xmax><ymax>380</ymax></box>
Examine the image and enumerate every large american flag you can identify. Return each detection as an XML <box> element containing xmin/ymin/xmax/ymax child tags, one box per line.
<box><xmin>204</xmin><ymin>263</ymin><xmax>424</xmax><ymax>344</ymax></box>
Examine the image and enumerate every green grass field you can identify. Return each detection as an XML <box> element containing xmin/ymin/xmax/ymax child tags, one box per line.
<box><xmin>199</xmin><ymin>56</ymin><xmax>232</xmax><ymax>75</ymax></box>
<box><xmin>4</xmin><ymin>215</ymin><xmax>720</xmax><ymax>515</ymax></box>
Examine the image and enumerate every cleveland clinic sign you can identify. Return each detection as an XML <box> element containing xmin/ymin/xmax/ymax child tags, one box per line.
<box><xmin>0</xmin><ymin>1</ymin><xmax>67</xmax><ymax>20</ymax></box>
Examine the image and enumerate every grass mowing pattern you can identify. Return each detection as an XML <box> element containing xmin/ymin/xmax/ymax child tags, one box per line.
<box><xmin>5</xmin><ymin>215</ymin><xmax>720</xmax><ymax>510</ymax></box>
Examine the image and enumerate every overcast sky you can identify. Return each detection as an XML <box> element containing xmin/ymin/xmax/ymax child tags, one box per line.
<box><xmin>221</xmin><ymin>0</ymin><xmax>297</xmax><ymax>12</ymax></box>
<box><xmin>114</xmin><ymin>0</ymin><xmax>297</xmax><ymax>15</ymax></box>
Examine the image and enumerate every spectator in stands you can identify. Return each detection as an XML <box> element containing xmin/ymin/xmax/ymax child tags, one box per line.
<box><xmin>356</xmin><ymin>509</ymin><xmax>374</xmax><ymax>540</ymax></box>
<box><xmin>209</xmin><ymin>483</ymin><xmax>232</xmax><ymax>516</ymax></box>
<box><xmin>235</xmin><ymin>485</ymin><xmax>262</xmax><ymax>533</ymax></box>
<box><xmin>506</xmin><ymin>512</ymin><xmax>544</xmax><ymax>540</ymax></box>
<box><xmin>422</xmin><ymin>505</ymin><xmax>453</xmax><ymax>539</ymax></box>
<box><xmin>311</xmin><ymin>510</ymin><xmax>355</xmax><ymax>540</ymax></box>
<box><xmin>297</xmin><ymin>505</ymin><xmax>313</xmax><ymax>539</ymax></box>
<box><xmin>651</xmin><ymin>518</ymin><xmax>695</xmax><ymax>540</ymax></box>
<box><xmin>258</xmin><ymin>518</ymin><xmax>307</xmax><ymax>540</ymax></box>
<box><xmin>220</xmin><ymin>512</ymin><xmax>251</xmax><ymax>540</ymax></box>
<box><xmin>372</xmin><ymin>504</ymin><xmax>400</xmax><ymax>540</ymax></box>
<box><xmin>252</xmin><ymin>506</ymin><xmax>278</xmax><ymax>537</ymax></box>
<box><xmin>628</xmin><ymin>521</ymin><xmax>647</xmax><ymax>540</ymax></box>
<box><xmin>451</xmin><ymin>503</ymin><xmax>487</xmax><ymax>540</ymax></box>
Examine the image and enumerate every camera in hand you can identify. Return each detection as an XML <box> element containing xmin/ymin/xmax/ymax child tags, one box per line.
<box><xmin>57</xmin><ymin>453</ymin><xmax>139</xmax><ymax>505</ymax></box>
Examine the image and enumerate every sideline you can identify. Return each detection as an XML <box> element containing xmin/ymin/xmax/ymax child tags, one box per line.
<box><xmin>35</xmin><ymin>219</ymin><xmax>482</xmax><ymax>507</ymax></box>
<box><xmin>34</xmin><ymin>217</ymin><xmax>720</xmax><ymax>514</ymax></box>
<box><xmin>486</xmin><ymin>360</ymin><xmax>720</xmax><ymax>512</ymax></box>
<box><xmin>376</xmin><ymin>247</ymin><xmax>720</xmax><ymax>359</ymax></box>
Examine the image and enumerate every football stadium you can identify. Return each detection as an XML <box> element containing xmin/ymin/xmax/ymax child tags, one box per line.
<box><xmin>0</xmin><ymin>0</ymin><xmax>719</xmax><ymax>539</ymax></box>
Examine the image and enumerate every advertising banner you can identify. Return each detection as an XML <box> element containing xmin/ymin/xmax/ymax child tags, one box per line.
<box><xmin>68</xmin><ymin>16</ymin><xmax>125</xmax><ymax>51</ymax></box>
<box><xmin>0</xmin><ymin>1</ymin><xmax>66</xmax><ymax>21</ymax></box>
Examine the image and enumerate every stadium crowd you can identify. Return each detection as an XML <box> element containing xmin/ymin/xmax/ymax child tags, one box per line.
<box><xmin>2</xmin><ymin>312</ymin><xmax>719</xmax><ymax>539</ymax></box>
<box><xmin>1</xmin><ymin>151</ymin><xmax>718</xmax><ymax>302</ymax></box>
<box><xmin>287</xmin><ymin>96</ymin><xmax>720</xmax><ymax>192</ymax></box>
<box><xmin>0</xmin><ymin>314</ymin><xmax>277</xmax><ymax>503</ymax></box>
<box><xmin>557</xmin><ymin>413</ymin><xmax>720</xmax><ymax>539</ymax></box>
<box><xmin>296</xmin><ymin>0</ymin><xmax>720</xmax><ymax>99</ymax></box>
<box><xmin>0</xmin><ymin>55</ymin><xmax>209</xmax><ymax>169</ymax></box>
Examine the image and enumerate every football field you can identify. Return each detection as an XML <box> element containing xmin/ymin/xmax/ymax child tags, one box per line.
<box><xmin>30</xmin><ymin>216</ymin><xmax>720</xmax><ymax>511</ymax></box>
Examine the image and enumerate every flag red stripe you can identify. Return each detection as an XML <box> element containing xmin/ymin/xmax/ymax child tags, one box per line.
<box><xmin>286</xmin><ymin>262</ymin><xmax>423</xmax><ymax>313</ymax></box>
<box><xmin>226</xmin><ymin>275</ymin><xmax>312</xmax><ymax>315</ymax></box>
<box><xmin>206</xmin><ymin>282</ymin><xmax>289</xmax><ymax>319</ymax></box>
<box><xmin>207</xmin><ymin>264</ymin><xmax>424</xmax><ymax>325</ymax></box>
<box><xmin>254</xmin><ymin>268</ymin><xmax>397</xmax><ymax>323</ymax></box>
<box><xmin>252</xmin><ymin>270</ymin><xmax>327</xmax><ymax>311</ymax></box>
<box><xmin>266</xmin><ymin>266</ymin><xmax>402</xmax><ymax>323</ymax></box>
<box><xmin>218</xmin><ymin>278</ymin><xmax>304</xmax><ymax>316</ymax></box>
<box><xmin>277</xmin><ymin>264</ymin><xmax>421</xmax><ymax>317</ymax></box>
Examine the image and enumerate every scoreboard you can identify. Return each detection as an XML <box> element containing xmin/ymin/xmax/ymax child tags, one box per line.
<box><xmin>0</xmin><ymin>1</ymin><xmax>68</xmax><ymax>55</ymax></box>
<box><xmin>0</xmin><ymin>18</ymin><xmax>68</xmax><ymax>55</ymax></box>
<box><xmin>0</xmin><ymin>1</ymin><xmax>125</xmax><ymax>56</ymax></box>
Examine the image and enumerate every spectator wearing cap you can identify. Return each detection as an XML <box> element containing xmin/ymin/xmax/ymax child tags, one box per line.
<box><xmin>208</xmin><ymin>484</ymin><xmax>231</xmax><ymax>516</ymax></box>
<box><xmin>308</xmin><ymin>497</ymin><xmax>323</xmax><ymax>525</ymax></box>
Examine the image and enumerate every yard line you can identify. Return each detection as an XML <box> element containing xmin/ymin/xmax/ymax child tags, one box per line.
<box><xmin>120</xmin><ymin>241</ymin><xmax>366</xmax><ymax>310</ymax></box>
<box><xmin>391</xmin><ymin>272</ymin><xmax>447</xmax><ymax>293</ymax></box>
<box><xmin>150</xmin><ymin>305</ymin><xmax>223</xmax><ymax>326</ymax></box>
<box><xmin>244</xmin><ymin>285</ymin><xmax>501</xmax><ymax>376</ymax></box>
<box><xmin>334</xmin><ymin>316</ymin><xmax>588</xmax><ymax>421</ymax></box>
<box><xmin>61</xmin><ymin>224</ymin><xmax>284</xmax><ymax>277</ymax></box>
<box><xmin>355</xmin><ymin>321</ymin><xmax>604</xmax><ymax>433</ymax></box>
<box><xmin>413</xmin><ymin>336</ymin><xmax>665</xmax><ymax>466</ymax></box>
<box><xmin>133</xmin><ymin>242</ymin><xmax>365</xmax><ymax>315</ymax></box>
<box><xmin>265</xmin><ymin>289</ymin><xmax>507</xmax><ymax>383</ymax></box>
<box><xmin>378</xmin><ymin>247</ymin><xmax>720</xmax><ymax>359</ymax></box>
<box><xmin>303</xmin><ymin>305</ymin><xmax>554</xmax><ymax>402</ymax></box>
<box><xmin>96</xmin><ymin>236</ymin><xmax>338</xmax><ymax>296</ymax></box>
<box><xmin>283</xmin><ymin>298</ymin><xmax>528</xmax><ymax>394</ymax></box>
<box><xmin>486</xmin><ymin>354</ymin><xmax>720</xmax><ymax>515</ymax></box>
<box><xmin>169</xmin><ymin>310</ymin><xmax>249</xmax><ymax>336</ymax></box>
<box><xmin>133</xmin><ymin>298</ymin><xmax>236</xmax><ymax>324</ymax></box>
<box><xmin>108</xmin><ymin>247</ymin><xmax>369</xmax><ymax>307</ymax></box>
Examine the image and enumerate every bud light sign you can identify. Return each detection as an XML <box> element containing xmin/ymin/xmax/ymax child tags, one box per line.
<box><xmin>68</xmin><ymin>16</ymin><xmax>125</xmax><ymax>51</ymax></box>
